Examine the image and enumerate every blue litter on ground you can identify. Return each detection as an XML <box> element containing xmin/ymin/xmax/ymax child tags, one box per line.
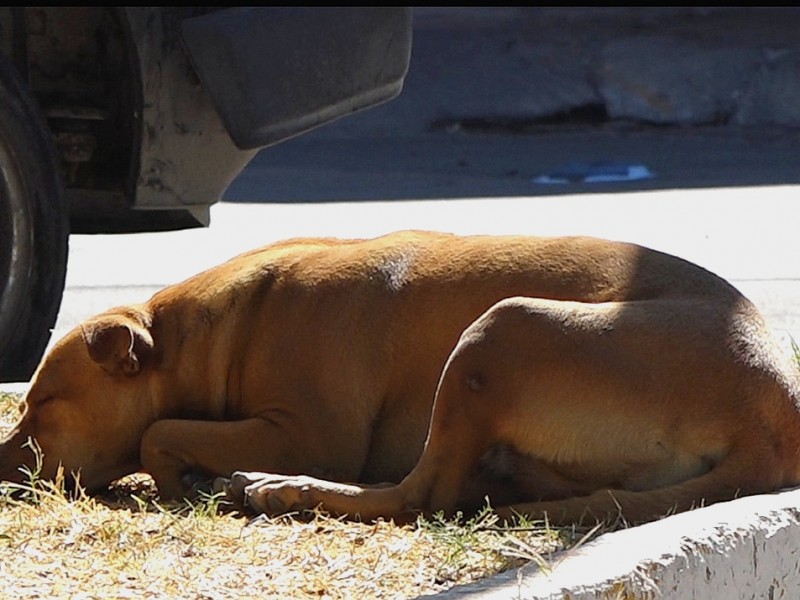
<box><xmin>533</xmin><ymin>161</ymin><xmax>654</xmax><ymax>184</ymax></box>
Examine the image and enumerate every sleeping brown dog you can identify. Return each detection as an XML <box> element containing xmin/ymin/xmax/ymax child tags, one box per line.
<box><xmin>2</xmin><ymin>230</ymin><xmax>798</xmax><ymax>525</ymax></box>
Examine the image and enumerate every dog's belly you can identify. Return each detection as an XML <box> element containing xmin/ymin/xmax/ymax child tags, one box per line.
<box><xmin>485</xmin><ymin>439</ymin><xmax>720</xmax><ymax>501</ymax></box>
<box><xmin>548</xmin><ymin>448</ymin><xmax>718</xmax><ymax>492</ymax></box>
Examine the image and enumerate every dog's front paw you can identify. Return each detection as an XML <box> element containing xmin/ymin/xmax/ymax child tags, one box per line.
<box><xmin>223</xmin><ymin>471</ymin><xmax>359</xmax><ymax>516</ymax></box>
<box><xmin>215</xmin><ymin>471</ymin><xmax>312</xmax><ymax>514</ymax></box>
<box><xmin>245</xmin><ymin>472</ymin><xmax>324</xmax><ymax>515</ymax></box>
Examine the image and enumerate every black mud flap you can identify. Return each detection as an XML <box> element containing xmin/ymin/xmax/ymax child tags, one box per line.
<box><xmin>181</xmin><ymin>7</ymin><xmax>412</xmax><ymax>150</ymax></box>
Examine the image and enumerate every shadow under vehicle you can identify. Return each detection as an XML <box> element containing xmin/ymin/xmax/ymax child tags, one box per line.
<box><xmin>0</xmin><ymin>7</ymin><xmax>412</xmax><ymax>381</ymax></box>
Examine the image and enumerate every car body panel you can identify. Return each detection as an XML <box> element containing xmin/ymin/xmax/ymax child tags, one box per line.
<box><xmin>121</xmin><ymin>7</ymin><xmax>258</xmax><ymax>220</ymax></box>
<box><xmin>7</xmin><ymin>7</ymin><xmax>411</xmax><ymax>232</ymax></box>
<box><xmin>181</xmin><ymin>7</ymin><xmax>412</xmax><ymax>150</ymax></box>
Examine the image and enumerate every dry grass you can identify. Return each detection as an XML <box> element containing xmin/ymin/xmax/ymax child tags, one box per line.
<box><xmin>0</xmin><ymin>392</ymin><xmax>590</xmax><ymax>599</ymax></box>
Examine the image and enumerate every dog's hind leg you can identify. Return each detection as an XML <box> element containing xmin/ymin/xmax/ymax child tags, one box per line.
<box><xmin>230</xmin><ymin>294</ymin><xmax>800</xmax><ymax>524</ymax></box>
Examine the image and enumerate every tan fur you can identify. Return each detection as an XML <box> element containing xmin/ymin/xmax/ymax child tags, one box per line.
<box><xmin>2</xmin><ymin>230</ymin><xmax>799</xmax><ymax>525</ymax></box>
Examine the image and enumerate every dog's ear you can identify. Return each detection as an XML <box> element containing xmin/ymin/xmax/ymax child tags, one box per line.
<box><xmin>81</xmin><ymin>310</ymin><xmax>155</xmax><ymax>377</ymax></box>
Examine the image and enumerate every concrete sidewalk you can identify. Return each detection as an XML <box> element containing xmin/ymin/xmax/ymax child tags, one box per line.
<box><xmin>432</xmin><ymin>488</ymin><xmax>800</xmax><ymax>599</ymax></box>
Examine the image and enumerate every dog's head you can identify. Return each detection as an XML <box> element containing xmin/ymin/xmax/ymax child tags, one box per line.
<box><xmin>0</xmin><ymin>306</ymin><xmax>158</xmax><ymax>492</ymax></box>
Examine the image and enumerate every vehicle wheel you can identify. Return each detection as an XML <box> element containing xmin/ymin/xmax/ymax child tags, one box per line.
<box><xmin>0</xmin><ymin>56</ymin><xmax>68</xmax><ymax>382</ymax></box>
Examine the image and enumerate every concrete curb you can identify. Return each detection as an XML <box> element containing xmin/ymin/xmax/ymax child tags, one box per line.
<box><xmin>431</xmin><ymin>489</ymin><xmax>800</xmax><ymax>599</ymax></box>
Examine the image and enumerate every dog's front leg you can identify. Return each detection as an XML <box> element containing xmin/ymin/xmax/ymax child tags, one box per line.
<box><xmin>219</xmin><ymin>394</ymin><xmax>489</xmax><ymax>520</ymax></box>
<box><xmin>220</xmin><ymin>331</ymin><xmax>500</xmax><ymax>521</ymax></box>
<box><xmin>221</xmin><ymin>471</ymin><xmax>420</xmax><ymax>521</ymax></box>
<box><xmin>139</xmin><ymin>417</ymin><xmax>334</xmax><ymax>501</ymax></box>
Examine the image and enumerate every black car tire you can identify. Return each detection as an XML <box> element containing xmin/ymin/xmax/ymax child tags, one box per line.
<box><xmin>0</xmin><ymin>55</ymin><xmax>68</xmax><ymax>382</ymax></box>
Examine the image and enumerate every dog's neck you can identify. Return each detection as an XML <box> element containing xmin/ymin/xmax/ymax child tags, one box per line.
<box><xmin>147</xmin><ymin>298</ymin><xmax>239</xmax><ymax>422</ymax></box>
